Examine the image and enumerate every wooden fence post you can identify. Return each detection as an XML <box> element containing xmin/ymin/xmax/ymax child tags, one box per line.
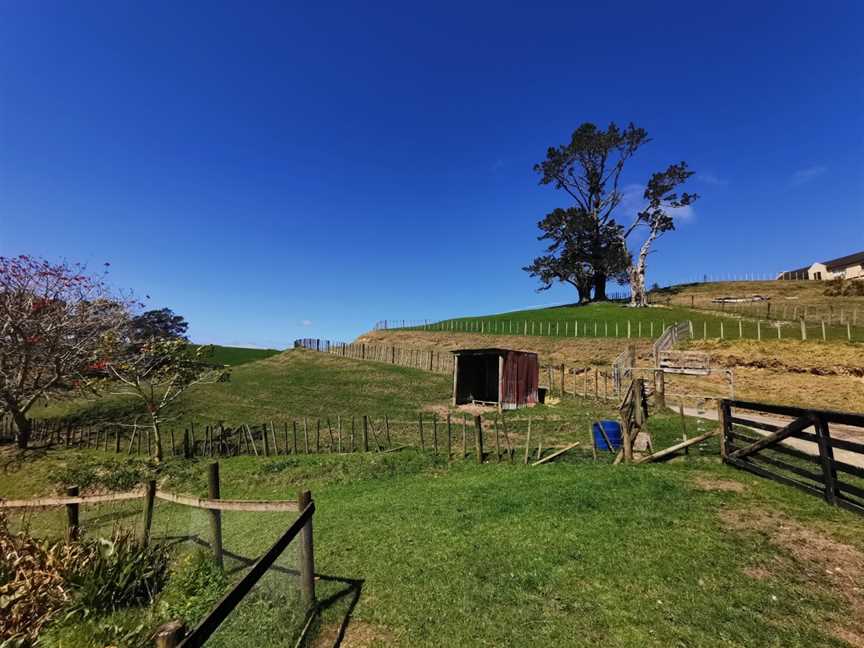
<box><xmin>297</xmin><ymin>490</ymin><xmax>316</xmax><ymax>608</ymax></box>
<box><xmin>446</xmin><ymin>414</ymin><xmax>452</xmax><ymax>459</ymax></box>
<box><xmin>433</xmin><ymin>415</ymin><xmax>438</xmax><ymax>455</ymax></box>
<box><xmin>474</xmin><ymin>415</ymin><xmax>484</xmax><ymax>464</ymax></box>
<box><xmin>418</xmin><ymin>414</ymin><xmax>425</xmax><ymax>450</ymax></box>
<box><xmin>153</xmin><ymin>621</ymin><xmax>186</xmax><ymax>647</ymax></box>
<box><xmin>208</xmin><ymin>463</ymin><xmax>224</xmax><ymax>568</ymax></box>
<box><xmin>362</xmin><ymin>416</ymin><xmax>370</xmax><ymax>452</ymax></box>
<box><xmin>718</xmin><ymin>400</ymin><xmax>730</xmax><ymax>460</ymax></box>
<box><xmin>654</xmin><ymin>370</ymin><xmax>666</xmax><ymax>409</ymax></box>
<box><xmin>814</xmin><ymin>414</ymin><xmax>839</xmax><ymax>506</ymax></box>
<box><xmin>66</xmin><ymin>485</ymin><xmax>80</xmax><ymax>542</ymax></box>
<box><xmin>141</xmin><ymin>479</ymin><xmax>156</xmax><ymax>545</ymax></box>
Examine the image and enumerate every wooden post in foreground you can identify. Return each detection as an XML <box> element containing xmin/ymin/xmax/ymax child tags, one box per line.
<box><xmin>66</xmin><ymin>485</ymin><xmax>80</xmax><ymax>542</ymax></box>
<box><xmin>141</xmin><ymin>479</ymin><xmax>156</xmax><ymax>545</ymax></box>
<box><xmin>362</xmin><ymin>416</ymin><xmax>369</xmax><ymax>452</ymax></box>
<box><xmin>654</xmin><ymin>369</ymin><xmax>666</xmax><ymax>409</ymax></box>
<box><xmin>717</xmin><ymin>400</ymin><xmax>729</xmax><ymax>460</ymax></box>
<box><xmin>474</xmin><ymin>415</ymin><xmax>484</xmax><ymax>463</ymax></box>
<box><xmin>153</xmin><ymin>620</ymin><xmax>186</xmax><ymax>647</ymax></box>
<box><xmin>297</xmin><ymin>490</ymin><xmax>316</xmax><ymax>607</ymax></box>
<box><xmin>208</xmin><ymin>463</ymin><xmax>224</xmax><ymax>569</ymax></box>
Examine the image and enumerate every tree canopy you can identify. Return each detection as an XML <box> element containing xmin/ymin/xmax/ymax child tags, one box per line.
<box><xmin>527</xmin><ymin>122</ymin><xmax>697</xmax><ymax>305</ymax></box>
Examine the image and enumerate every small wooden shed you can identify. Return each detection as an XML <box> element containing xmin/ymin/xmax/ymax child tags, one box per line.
<box><xmin>451</xmin><ymin>348</ymin><xmax>539</xmax><ymax>410</ymax></box>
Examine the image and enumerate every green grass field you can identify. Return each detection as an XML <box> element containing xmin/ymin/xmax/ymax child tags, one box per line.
<box><xmin>397</xmin><ymin>293</ymin><xmax>863</xmax><ymax>342</ymax></box>
<box><xmin>4</xmin><ymin>444</ymin><xmax>863</xmax><ymax>647</ymax></box>
<box><xmin>7</xmin><ymin>344</ymin><xmax>864</xmax><ymax>646</ymax></box>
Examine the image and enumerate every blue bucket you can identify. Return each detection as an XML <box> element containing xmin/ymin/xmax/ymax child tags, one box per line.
<box><xmin>593</xmin><ymin>420</ymin><xmax>622</xmax><ymax>451</ymax></box>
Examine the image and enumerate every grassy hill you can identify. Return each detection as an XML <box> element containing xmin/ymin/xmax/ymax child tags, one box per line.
<box><xmin>392</xmin><ymin>283</ymin><xmax>864</xmax><ymax>343</ymax></box>
<box><xmin>198</xmin><ymin>344</ymin><xmax>282</xmax><ymax>366</ymax></box>
<box><xmin>35</xmin><ymin>349</ymin><xmax>455</xmax><ymax>427</ymax></box>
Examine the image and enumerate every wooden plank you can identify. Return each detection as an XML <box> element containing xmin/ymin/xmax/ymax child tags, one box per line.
<box><xmin>635</xmin><ymin>428</ymin><xmax>719</xmax><ymax>464</ymax></box>
<box><xmin>0</xmin><ymin>489</ymin><xmax>145</xmax><ymax>509</ymax></box>
<box><xmin>836</xmin><ymin>480</ymin><xmax>864</xmax><ymax>501</ymax></box>
<box><xmin>747</xmin><ymin>452</ymin><xmax>824</xmax><ymax>483</ymax></box>
<box><xmin>155</xmin><ymin>490</ymin><xmax>299</xmax><ymax>512</ymax></box>
<box><xmin>725</xmin><ymin>457</ymin><xmax>825</xmax><ymax>498</ymax></box>
<box><xmin>729</xmin><ymin>400</ymin><xmax>864</xmax><ymax>426</ymax></box>
<box><xmin>727</xmin><ymin>414</ymin><xmax>816</xmax><ymax>460</ymax></box>
<box><xmin>829</xmin><ymin>437</ymin><xmax>864</xmax><ymax>454</ymax></box>
<box><xmin>531</xmin><ymin>442</ymin><xmax>580</xmax><ymax>466</ymax></box>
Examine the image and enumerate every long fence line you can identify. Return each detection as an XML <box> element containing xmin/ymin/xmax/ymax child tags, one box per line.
<box><xmin>654</xmin><ymin>293</ymin><xmax>863</xmax><ymax>327</ymax></box>
<box><xmin>369</xmin><ymin>311</ymin><xmax>861</xmax><ymax>342</ymax></box>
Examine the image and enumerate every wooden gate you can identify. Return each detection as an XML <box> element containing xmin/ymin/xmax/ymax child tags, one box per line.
<box><xmin>720</xmin><ymin>399</ymin><xmax>864</xmax><ymax>515</ymax></box>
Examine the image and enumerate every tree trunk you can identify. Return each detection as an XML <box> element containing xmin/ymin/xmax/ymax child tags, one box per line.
<box><xmin>150</xmin><ymin>415</ymin><xmax>163</xmax><ymax>462</ymax></box>
<box><xmin>12</xmin><ymin>409</ymin><xmax>31</xmax><ymax>449</ymax></box>
<box><xmin>577</xmin><ymin>279</ymin><xmax>592</xmax><ymax>304</ymax></box>
<box><xmin>593</xmin><ymin>273</ymin><xmax>607</xmax><ymax>301</ymax></box>
<box><xmin>628</xmin><ymin>231</ymin><xmax>656</xmax><ymax>307</ymax></box>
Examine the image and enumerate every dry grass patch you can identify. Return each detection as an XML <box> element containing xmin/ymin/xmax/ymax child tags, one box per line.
<box><xmin>721</xmin><ymin>507</ymin><xmax>864</xmax><ymax>643</ymax></box>
<box><xmin>313</xmin><ymin>620</ymin><xmax>396</xmax><ymax>648</ymax></box>
<box><xmin>692</xmin><ymin>474</ymin><xmax>746</xmax><ymax>492</ymax></box>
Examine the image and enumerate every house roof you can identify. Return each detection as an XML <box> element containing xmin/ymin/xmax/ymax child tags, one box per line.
<box><xmin>822</xmin><ymin>250</ymin><xmax>864</xmax><ymax>271</ymax></box>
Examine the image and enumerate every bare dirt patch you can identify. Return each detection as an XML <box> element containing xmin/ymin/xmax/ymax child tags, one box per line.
<box><xmin>692</xmin><ymin>475</ymin><xmax>746</xmax><ymax>492</ymax></box>
<box><xmin>313</xmin><ymin>620</ymin><xmax>396</xmax><ymax>648</ymax></box>
<box><xmin>721</xmin><ymin>507</ymin><xmax>864</xmax><ymax>642</ymax></box>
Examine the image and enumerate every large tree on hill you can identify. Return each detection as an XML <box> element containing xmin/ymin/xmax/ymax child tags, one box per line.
<box><xmin>523</xmin><ymin>207</ymin><xmax>628</xmax><ymax>303</ymax></box>
<box><xmin>531</xmin><ymin>122</ymin><xmax>698</xmax><ymax>306</ymax></box>
<box><xmin>0</xmin><ymin>256</ymin><xmax>130</xmax><ymax>448</ymax></box>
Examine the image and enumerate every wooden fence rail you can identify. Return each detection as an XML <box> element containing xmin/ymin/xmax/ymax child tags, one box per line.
<box><xmin>720</xmin><ymin>399</ymin><xmax>864</xmax><ymax>515</ymax></box>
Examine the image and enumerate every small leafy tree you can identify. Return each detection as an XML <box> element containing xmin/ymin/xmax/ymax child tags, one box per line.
<box><xmin>100</xmin><ymin>339</ymin><xmax>228</xmax><ymax>461</ymax></box>
<box><xmin>0</xmin><ymin>256</ymin><xmax>129</xmax><ymax>448</ymax></box>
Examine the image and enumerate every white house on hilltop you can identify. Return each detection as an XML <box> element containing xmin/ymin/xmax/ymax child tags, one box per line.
<box><xmin>777</xmin><ymin>251</ymin><xmax>864</xmax><ymax>281</ymax></box>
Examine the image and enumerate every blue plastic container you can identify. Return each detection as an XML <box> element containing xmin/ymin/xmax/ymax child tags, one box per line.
<box><xmin>592</xmin><ymin>420</ymin><xmax>622</xmax><ymax>451</ymax></box>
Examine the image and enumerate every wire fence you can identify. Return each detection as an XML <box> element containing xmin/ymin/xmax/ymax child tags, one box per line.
<box><xmin>368</xmin><ymin>311</ymin><xmax>863</xmax><ymax>342</ymax></box>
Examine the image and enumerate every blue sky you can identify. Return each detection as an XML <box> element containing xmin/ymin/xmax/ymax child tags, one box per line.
<box><xmin>2</xmin><ymin>1</ymin><xmax>862</xmax><ymax>348</ymax></box>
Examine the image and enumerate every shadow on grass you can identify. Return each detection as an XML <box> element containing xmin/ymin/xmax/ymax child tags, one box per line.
<box><xmin>176</xmin><ymin>534</ymin><xmax>364</xmax><ymax>648</ymax></box>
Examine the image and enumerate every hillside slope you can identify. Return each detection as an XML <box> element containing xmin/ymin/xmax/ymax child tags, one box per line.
<box><xmin>36</xmin><ymin>349</ymin><xmax>454</xmax><ymax>426</ymax></box>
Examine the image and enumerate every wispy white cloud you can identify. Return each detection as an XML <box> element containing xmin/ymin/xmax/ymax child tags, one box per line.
<box><xmin>791</xmin><ymin>165</ymin><xmax>827</xmax><ymax>185</ymax></box>
<box><xmin>300</xmin><ymin>319</ymin><xmax>313</xmax><ymax>327</ymax></box>
<box><xmin>619</xmin><ymin>184</ymin><xmax>695</xmax><ymax>223</ymax></box>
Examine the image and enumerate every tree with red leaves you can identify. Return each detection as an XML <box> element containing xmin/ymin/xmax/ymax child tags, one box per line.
<box><xmin>0</xmin><ymin>256</ymin><xmax>130</xmax><ymax>449</ymax></box>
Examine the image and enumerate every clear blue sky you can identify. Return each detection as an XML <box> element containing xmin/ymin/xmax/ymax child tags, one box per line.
<box><xmin>2</xmin><ymin>1</ymin><xmax>862</xmax><ymax>348</ymax></box>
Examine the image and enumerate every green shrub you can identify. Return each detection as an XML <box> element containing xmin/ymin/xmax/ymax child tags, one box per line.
<box><xmin>54</xmin><ymin>458</ymin><xmax>150</xmax><ymax>493</ymax></box>
<box><xmin>157</xmin><ymin>549</ymin><xmax>227</xmax><ymax>624</ymax></box>
<box><xmin>63</xmin><ymin>529</ymin><xmax>171</xmax><ymax>617</ymax></box>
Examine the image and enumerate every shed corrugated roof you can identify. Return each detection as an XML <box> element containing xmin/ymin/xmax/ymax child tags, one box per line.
<box><xmin>450</xmin><ymin>348</ymin><xmax>537</xmax><ymax>357</ymax></box>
